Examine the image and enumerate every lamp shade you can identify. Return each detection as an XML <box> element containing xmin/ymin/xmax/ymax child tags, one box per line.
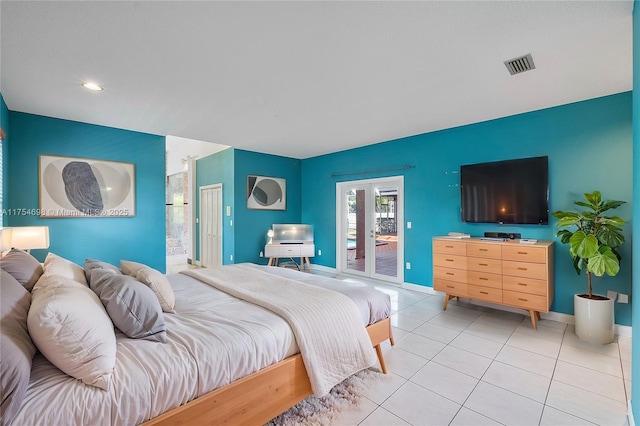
<box><xmin>9</xmin><ymin>226</ymin><xmax>50</xmax><ymax>251</ymax></box>
<box><xmin>0</xmin><ymin>228</ymin><xmax>13</xmax><ymax>252</ymax></box>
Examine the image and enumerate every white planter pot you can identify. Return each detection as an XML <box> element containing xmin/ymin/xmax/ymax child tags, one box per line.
<box><xmin>574</xmin><ymin>294</ymin><xmax>615</xmax><ymax>344</ymax></box>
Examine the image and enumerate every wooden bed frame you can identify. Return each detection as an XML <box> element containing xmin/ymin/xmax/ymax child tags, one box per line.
<box><xmin>144</xmin><ymin>317</ymin><xmax>394</xmax><ymax>425</ymax></box>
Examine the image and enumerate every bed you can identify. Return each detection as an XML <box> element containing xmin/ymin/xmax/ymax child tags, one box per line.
<box><xmin>1</xmin><ymin>251</ymin><xmax>393</xmax><ymax>426</ymax></box>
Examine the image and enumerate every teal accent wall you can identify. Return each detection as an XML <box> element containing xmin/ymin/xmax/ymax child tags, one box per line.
<box><xmin>302</xmin><ymin>92</ymin><xmax>633</xmax><ymax>326</ymax></box>
<box><xmin>194</xmin><ymin>148</ymin><xmax>302</xmax><ymax>265</ymax></box>
<box><xmin>1</xmin><ymin>94</ymin><xmax>8</xmax><ymax>226</ymax></box>
<box><xmin>631</xmin><ymin>0</ymin><xmax>639</xmax><ymax>417</ymax></box>
<box><xmin>6</xmin><ymin>112</ymin><xmax>166</xmax><ymax>271</ymax></box>
<box><xmin>233</xmin><ymin>149</ymin><xmax>302</xmax><ymax>264</ymax></box>
<box><xmin>195</xmin><ymin>147</ymin><xmax>235</xmax><ymax>264</ymax></box>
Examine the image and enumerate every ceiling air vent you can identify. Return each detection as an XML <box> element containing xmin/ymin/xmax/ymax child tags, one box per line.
<box><xmin>504</xmin><ymin>54</ymin><xmax>535</xmax><ymax>76</ymax></box>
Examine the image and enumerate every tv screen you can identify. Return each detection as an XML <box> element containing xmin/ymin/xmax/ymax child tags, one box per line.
<box><xmin>460</xmin><ymin>156</ymin><xmax>549</xmax><ymax>225</ymax></box>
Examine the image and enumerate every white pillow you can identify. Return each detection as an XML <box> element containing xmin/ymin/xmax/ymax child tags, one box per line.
<box><xmin>42</xmin><ymin>252</ymin><xmax>88</xmax><ymax>286</ymax></box>
<box><xmin>28</xmin><ymin>275</ymin><xmax>117</xmax><ymax>390</ymax></box>
<box><xmin>120</xmin><ymin>260</ymin><xmax>149</xmax><ymax>277</ymax></box>
<box><xmin>136</xmin><ymin>267</ymin><xmax>176</xmax><ymax>314</ymax></box>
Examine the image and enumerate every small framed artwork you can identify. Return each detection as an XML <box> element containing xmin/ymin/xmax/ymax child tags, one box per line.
<box><xmin>39</xmin><ymin>154</ymin><xmax>135</xmax><ymax>217</ymax></box>
<box><xmin>247</xmin><ymin>175</ymin><xmax>286</xmax><ymax>210</ymax></box>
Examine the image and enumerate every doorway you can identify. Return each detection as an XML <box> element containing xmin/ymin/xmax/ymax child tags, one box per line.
<box><xmin>336</xmin><ymin>176</ymin><xmax>404</xmax><ymax>283</ymax></box>
<box><xmin>200</xmin><ymin>184</ymin><xmax>222</xmax><ymax>268</ymax></box>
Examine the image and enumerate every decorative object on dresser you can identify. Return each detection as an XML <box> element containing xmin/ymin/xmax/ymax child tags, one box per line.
<box><xmin>265</xmin><ymin>224</ymin><xmax>315</xmax><ymax>270</ymax></box>
<box><xmin>552</xmin><ymin>190</ymin><xmax>626</xmax><ymax>344</ymax></box>
<box><xmin>432</xmin><ymin>237</ymin><xmax>554</xmax><ymax>329</ymax></box>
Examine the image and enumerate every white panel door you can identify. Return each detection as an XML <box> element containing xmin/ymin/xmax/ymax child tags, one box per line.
<box><xmin>200</xmin><ymin>184</ymin><xmax>222</xmax><ymax>268</ymax></box>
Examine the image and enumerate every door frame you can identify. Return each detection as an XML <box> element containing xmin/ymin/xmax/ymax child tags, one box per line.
<box><xmin>335</xmin><ymin>176</ymin><xmax>404</xmax><ymax>284</ymax></box>
<box><xmin>199</xmin><ymin>183</ymin><xmax>223</xmax><ymax>268</ymax></box>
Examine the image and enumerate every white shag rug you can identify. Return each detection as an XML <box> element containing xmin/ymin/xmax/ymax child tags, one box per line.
<box><xmin>265</xmin><ymin>368</ymin><xmax>386</xmax><ymax>426</ymax></box>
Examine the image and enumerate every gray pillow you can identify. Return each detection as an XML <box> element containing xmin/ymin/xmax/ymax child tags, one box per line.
<box><xmin>1</xmin><ymin>269</ymin><xmax>37</xmax><ymax>424</ymax></box>
<box><xmin>84</xmin><ymin>258</ymin><xmax>121</xmax><ymax>284</ymax></box>
<box><xmin>89</xmin><ymin>269</ymin><xmax>167</xmax><ymax>343</ymax></box>
<box><xmin>0</xmin><ymin>249</ymin><xmax>44</xmax><ymax>291</ymax></box>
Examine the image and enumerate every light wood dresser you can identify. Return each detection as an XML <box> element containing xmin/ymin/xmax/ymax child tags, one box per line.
<box><xmin>432</xmin><ymin>237</ymin><xmax>554</xmax><ymax>329</ymax></box>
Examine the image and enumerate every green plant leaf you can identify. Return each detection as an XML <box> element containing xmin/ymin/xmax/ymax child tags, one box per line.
<box><xmin>599</xmin><ymin>216</ymin><xmax>626</xmax><ymax>227</ymax></box>
<box><xmin>596</xmin><ymin>228</ymin><xmax>625</xmax><ymax>248</ymax></box>
<box><xmin>556</xmin><ymin>229</ymin><xmax>573</xmax><ymax>244</ymax></box>
<box><xmin>600</xmin><ymin>200</ymin><xmax>626</xmax><ymax>213</ymax></box>
<box><xmin>551</xmin><ymin>210</ymin><xmax>579</xmax><ymax>220</ymax></box>
<box><xmin>587</xmin><ymin>247</ymin><xmax>620</xmax><ymax>277</ymax></box>
<box><xmin>572</xmin><ymin>256</ymin><xmax>582</xmax><ymax>275</ymax></box>
<box><xmin>584</xmin><ymin>191</ymin><xmax>601</xmax><ymax>206</ymax></box>
<box><xmin>570</xmin><ymin>231</ymin><xmax>598</xmax><ymax>258</ymax></box>
<box><xmin>557</xmin><ymin>216</ymin><xmax>581</xmax><ymax>228</ymax></box>
<box><xmin>573</xmin><ymin>201</ymin><xmax>592</xmax><ymax>209</ymax></box>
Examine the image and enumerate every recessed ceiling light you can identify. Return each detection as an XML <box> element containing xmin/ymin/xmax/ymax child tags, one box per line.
<box><xmin>82</xmin><ymin>82</ymin><xmax>104</xmax><ymax>91</ymax></box>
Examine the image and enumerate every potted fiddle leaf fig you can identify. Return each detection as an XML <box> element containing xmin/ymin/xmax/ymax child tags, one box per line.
<box><xmin>552</xmin><ymin>190</ymin><xmax>626</xmax><ymax>344</ymax></box>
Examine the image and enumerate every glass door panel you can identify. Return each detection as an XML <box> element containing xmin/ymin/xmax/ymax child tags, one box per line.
<box><xmin>374</xmin><ymin>185</ymin><xmax>398</xmax><ymax>279</ymax></box>
<box><xmin>344</xmin><ymin>186</ymin><xmax>369</xmax><ymax>275</ymax></box>
<box><xmin>339</xmin><ymin>179</ymin><xmax>402</xmax><ymax>282</ymax></box>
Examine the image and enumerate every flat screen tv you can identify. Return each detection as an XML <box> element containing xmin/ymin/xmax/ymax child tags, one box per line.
<box><xmin>460</xmin><ymin>156</ymin><xmax>549</xmax><ymax>225</ymax></box>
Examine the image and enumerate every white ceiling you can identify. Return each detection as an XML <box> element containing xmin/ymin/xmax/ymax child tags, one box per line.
<box><xmin>1</xmin><ymin>1</ymin><xmax>633</xmax><ymax>159</ymax></box>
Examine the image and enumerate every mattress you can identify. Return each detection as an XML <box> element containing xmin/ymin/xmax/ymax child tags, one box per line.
<box><xmin>10</xmin><ymin>266</ymin><xmax>390</xmax><ymax>425</ymax></box>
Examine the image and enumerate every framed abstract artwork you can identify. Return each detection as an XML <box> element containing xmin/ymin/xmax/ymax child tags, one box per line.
<box><xmin>39</xmin><ymin>154</ymin><xmax>135</xmax><ymax>217</ymax></box>
<box><xmin>246</xmin><ymin>175</ymin><xmax>286</xmax><ymax>210</ymax></box>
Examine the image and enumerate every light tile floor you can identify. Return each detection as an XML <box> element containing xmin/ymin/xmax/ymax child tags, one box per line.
<box><xmin>326</xmin><ymin>274</ymin><xmax>631</xmax><ymax>426</ymax></box>
<box><xmin>167</xmin><ymin>262</ymin><xmax>632</xmax><ymax>426</ymax></box>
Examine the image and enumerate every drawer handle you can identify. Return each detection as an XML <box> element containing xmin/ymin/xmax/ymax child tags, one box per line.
<box><xmin>446</xmin><ymin>272</ymin><xmax>454</xmax><ymax>276</ymax></box>
<box><xmin>518</xmin><ymin>283</ymin><xmax>527</xmax><ymax>286</ymax></box>
<box><xmin>479</xmin><ymin>277</ymin><xmax>488</xmax><ymax>281</ymax></box>
<box><xmin>518</xmin><ymin>298</ymin><xmax>528</xmax><ymax>302</ymax></box>
<box><xmin>517</xmin><ymin>267</ymin><xmax>527</xmax><ymax>271</ymax></box>
<box><xmin>479</xmin><ymin>263</ymin><xmax>488</xmax><ymax>266</ymax></box>
<box><xmin>517</xmin><ymin>251</ymin><xmax>528</xmax><ymax>255</ymax></box>
<box><xmin>446</xmin><ymin>285</ymin><xmax>455</xmax><ymax>289</ymax></box>
<box><xmin>480</xmin><ymin>291</ymin><xmax>489</xmax><ymax>295</ymax></box>
<box><xmin>445</xmin><ymin>245</ymin><xmax>454</xmax><ymax>248</ymax></box>
<box><xmin>479</xmin><ymin>248</ymin><xmax>488</xmax><ymax>252</ymax></box>
<box><xmin>445</xmin><ymin>259</ymin><xmax>454</xmax><ymax>262</ymax></box>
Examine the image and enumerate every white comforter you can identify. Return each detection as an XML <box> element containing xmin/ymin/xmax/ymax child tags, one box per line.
<box><xmin>184</xmin><ymin>264</ymin><xmax>378</xmax><ymax>396</ymax></box>
<box><xmin>11</xmin><ymin>266</ymin><xmax>389</xmax><ymax>425</ymax></box>
<box><xmin>12</xmin><ymin>274</ymin><xmax>298</xmax><ymax>425</ymax></box>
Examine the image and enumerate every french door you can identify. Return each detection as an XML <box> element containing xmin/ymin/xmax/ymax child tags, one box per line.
<box><xmin>199</xmin><ymin>184</ymin><xmax>222</xmax><ymax>268</ymax></box>
<box><xmin>336</xmin><ymin>176</ymin><xmax>404</xmax><ymax>283</ymax></box>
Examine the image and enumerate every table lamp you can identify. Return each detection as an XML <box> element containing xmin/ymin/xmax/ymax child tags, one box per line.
<box><xmin>267</xmin><ymin>229</ymin><xmax>274</xmax><ymax>245</ymax></box>
<box><xmin>6</xmin><ymin>226</ymin><xmax>50</xmax><ymax>253</ymax></box>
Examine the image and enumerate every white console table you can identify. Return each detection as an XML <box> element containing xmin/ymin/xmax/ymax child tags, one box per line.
<box><xmin>265</xmin><ymin>243</ymin><xmax>315</xmax><ymax>270</ymax></box>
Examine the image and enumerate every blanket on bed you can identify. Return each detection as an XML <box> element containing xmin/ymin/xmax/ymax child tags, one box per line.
<box><xmin>183</xmin><ymin>264</ymin><xmax>377</xmax><ymax>396</ymax></box>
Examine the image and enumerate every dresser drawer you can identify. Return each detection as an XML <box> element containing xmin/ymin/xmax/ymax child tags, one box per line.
<box><xmin>433</xmin><ymin>239</ymin><xmax>467</xmax><ymax>255</ymax></box>
<box><xmin>273</xmin><ymin>244</ymin><xmax>315</xmax><ymax>257</ymax></box>
<box><xmin>502</xmin><ymin>245</ymin><xmax>547</xmax><ymax>263</ymax></box>
<box><xmin>434</xmin><ymin>266</ymin><xmax>467</xmax><ymax>283</ymax></box>
<box><xmin>468</xmin><ymin>271</ymin><xmax>502</xmax><ymax>289</ymax></box>
<box><xmin>467</xmin><ymin>257</ymin><xmax>502</xmax><ymax>275</ymax></box>
<box><xmin>433</xmin><ymin>254</ymin><xmax>467</xmax><ymax>270</ymax></box>
<box><xmin>503</xmin><ymin>261</ymin><xmax>548</xmax><ymax>280</ymax></box>
<box><xmin>503</xmin><ymin>275</ymin><xmax>547</xmax><ymax>296</ymax></box>
<box><xmin>468</xmin><ymin>285</ymin><xmax>502</xmax><ymax>304</ymax></box>
<box><xmin>503</xmin><ymin>290</ymin><xmax>548</xmax><ymax>311</ymax></box>
<box><xmin>434</xmin><ymin>279</ymin><xmax>467</xmax><ymax>297</ymax></box>
<box><xmin>467</xmin><ymin>242</ymin><xmax>501</xmax><ymax>259</ymax></box>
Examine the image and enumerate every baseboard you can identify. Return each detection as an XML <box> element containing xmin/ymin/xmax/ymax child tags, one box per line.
<box><xmin>309</xmin><ymin>264</ymin><xmax>337</xmax><ymax>275</ymax></box>
<box><xmin>629</xmin><ymin>400</ymin><xmax>635</xmax><ymax>426</ymax></box>
<box><xmin>405</xmin><ymin>291</ymin><xmax>633</xmax><ymax>336</ymax></box>
<box><xmin>310</xmin><ymin>269</ymin><xmax>633</xmax><ymax>336</ymax></box>
<box><xmin>401</xmin><ymin>281</ymin><xmax>439</xmax><ymax>295</ymax></box>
